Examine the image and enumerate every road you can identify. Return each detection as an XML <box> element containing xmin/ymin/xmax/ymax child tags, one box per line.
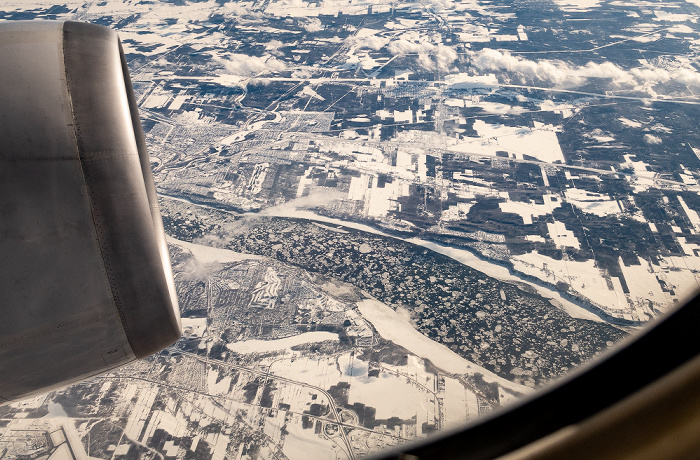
<box><xmin>286</xmin><ymin>132</ymin><xmax>698</xmax><ymax>190</ymax></box>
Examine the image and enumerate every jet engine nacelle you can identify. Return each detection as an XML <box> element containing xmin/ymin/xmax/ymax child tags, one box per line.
<box><xmin>0</xmin><ymin>21</ymin><xmax>182</xmax><ymax>403</ymax></box>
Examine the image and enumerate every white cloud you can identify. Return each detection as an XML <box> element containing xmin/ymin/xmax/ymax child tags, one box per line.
<box><xmin>349</xmin><ymin>35</ymin><xmax>389</xmax><ymax>51</ymax></box>
<box><xmin>249</xmin><ymin>78</ymin><xmax>273</xmax><ymax>86</ymax></box>
<box><xmin>469</xmin><ymin>49</ymin><xmax>634</xmax><ymax>86</ymax></box>
<box><xmin>173</xmin><ymin>1</ymin><xmax>214</xmax><ymax>23</ymax></box>
<box><xmin>291</xmin><ymin>68</ymin><xmax>313</xmax><ymax>79</ymax></box>
<box><xmin>644</xmin><ymin>134</ymin><xmax>662</xmax><ymax>144</ymax></box>
<box><xmin>265</xmin><ymin>39</ymin><xmax>287</xmax><ymax>57</ymax></box>
<box><xmin>632</xmin><ymin>65</ymin><xmax>700</xmax><ymax>87</ymax></box>
<box><xmin>631</xmin><ymin>66</ymin><xmax>671</xmax><ymax>83</ymax></box>
<box><xmin>471</xmin><ymin>49</ymin><xmax>569</xmax><ymax>84</ymax></box>
<box><xmin>219</xmin><ymin>54</ymin><xmax>287</xmax><ymax>77</ymax></box>
<box><xmin>578</xmin><ymin>61</ymin><xmax>636</xmax><ymax>84</ymax></box>
<box><xmin>257</xmin><ymin>192</ymin><xmax>337</xmax><ymax>216</ymax></box>
<box><xmin>649</xmin><ymin>123</ymin><xmax>672</xmax><ymax>133</ymax></box>
<box><xmin>222</xmin><ymin>3</ymin><xmax>265</xmax><ymax>22</ymax></box>
<box><xmin>429</xmin><ymin>0</ymin><xmax>458</xmax><ymax>9</ymax></box>
<box><xmin>434</xmin><ymin>46</ymin><xmax>459</xmax><ymax>72</ymax></box>
<box><xmin>302</xmin><ymin>18</ymin><xmax>324</xmax><ymax>33</ymax></box>
<box><xmin>179</xmin><ymin>255</ymin><xmax>217</xmax><ymax>282</ymax></box>
<box><xmin>468</xmin><ymin>48</ymin><xmax>700</xmax><ymax>90</ymax></box>
<box><xmin>670</xmin><ymin>68</ymin><xmax>700</xmax><ymax>87</ymax></box>
<box><xmin>388</xmin><ymin>39</ymin><xmax>433</xmax><ymax>55</ymax></box>
<box><xmin>388</xmin><ymin>39</ymin><xmax>458</xmax><ymax>71</ymax></box>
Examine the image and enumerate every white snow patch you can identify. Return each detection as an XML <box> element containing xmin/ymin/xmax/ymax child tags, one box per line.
<box><xmin>226</xmin><ymin>332</ymin><xmax>339</xmax><ymax>353</ymax></box>
<box><xmin>356</xmin><ymin>298</ymin><xmax>530</xmax><ymax>394</ymax></box>
<box><xmin>341</xmin><ymin>358</ymin><xmax>427</xmax><ymax>419</ymax></box>
<box><xmin>552</xmin><ymin>0</ymin><xmax>601</xmax><ymax>11</ymax></box>
<box><xmin>207</xmin><ymin>369</ymin><xmax>231</xmax><ymax>395</ymax></box>
<box><xmin>167</xmin><ymin>236</ymin><xmax>263</xmax><ymax>263</ymax></box>
<box><xmin>499</xmin><ymin>194</ymin><xmax>561</xmax><ymax>225</ymax></box>
<box><xmin>564</xmin><ymin>188</ymin><xmax>621</xmax><ymax>217</ymax></box>
<box><xmin>526</xmin><ymin>235</ymin><xmax>546</xmax><ymax>243</ymax></box>
<box><xmin>512</xmin><ymin>252</ymin><xmax>629</xmax><ymax>314</ymax></box>
<box><xmin>445</xmin><ymin>73</ymin><xmax>498</xmax><ymax>89</ymax></box>
<box><xmin>540</xmin><ymin>100</ymin><xmax>576</xmax><ymax>118</ymax></box>
<box><xmin>547</xmin><ymin>221</ymin><xmax>581</xmax><ymax>249</ymax></box>
<box><xmin>450</xmin><ymin>120</ymin><xmax>564</xmax><ymax>163</ymax></box>
<box><xmin>282</xmin><ymin>414</ymin><xmax>338</xmax><ymax>460</ymax></box>
<box><xmin>182</xmin><ymin>318</ymin><xmax>207</xmax><ymax>337</ymax></box>
<box><xmin>620</xmin><ymin>257</ymin><xmax>668</xmax><ymax>312</ymax></box>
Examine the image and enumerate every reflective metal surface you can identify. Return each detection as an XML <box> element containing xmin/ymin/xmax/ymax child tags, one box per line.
<box><xmin>0</xmin><ymin>21</ymin><xmax>181</xmax><ymax>403</ymax></box>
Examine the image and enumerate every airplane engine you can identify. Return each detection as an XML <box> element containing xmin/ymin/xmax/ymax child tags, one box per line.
<box><xmin>0</xmin><ymin>21</ymin><xmax>182</xmax><ymax>403</ymax></box>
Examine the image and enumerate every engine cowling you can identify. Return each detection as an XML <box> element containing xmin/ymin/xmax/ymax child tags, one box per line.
<box><xmin>0</xmin><ymin>21</ymin><xmax>182</xmax><ymax>403</ymax></box>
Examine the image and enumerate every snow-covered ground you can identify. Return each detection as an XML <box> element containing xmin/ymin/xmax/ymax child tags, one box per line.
<box><xmin>226</xmin><ymin>332</ymin><xmax>340</xmax><ymax>353</ymax></box>
<box><xmin>450</xmin><ymin>120</ymin><xmax>564</xmax><ymax>163</ymax></box>
<box><xmin>499</xmin><ymin>193</ymin><xmax>561</xmax><ymax>225</ymax></box>
<box><xmin>547</xmin><ymin>221</ymin><xmax>581</xmax><ymax>249</ymax></box>
<box><xmin>512</xmin><ymin>252</ymin><xmax>630</xmax><ymax>314</ymax></box>
<box><xmin>337</xmin><ymin>354</ymin><xmax>432</xmax><ymax>420</ymax></box>
<box><xmin>167</xmin><ymin>235</ymin><xmax>264</xmax><ymax>263</ymax></box>
<box><xmin>214</xmin><ymin>208</ymin><xmax>605</xmax><ymax>322</ymax></box>
<box><xmin>564</xmin><ymin>188</ymin><xmax>621</xmax><ymax>217</ymax></box>
<box><xmin>356</xmin><ymin>298</ymin><xmax>531</xmax><ymax>395</ymax></box>
<box><xmin>282</xmin><ymin>414</ymin><xmax>345</xmax><ymax>460</ymax></box>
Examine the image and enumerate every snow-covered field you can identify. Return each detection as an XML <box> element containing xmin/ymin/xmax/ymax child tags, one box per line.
<box><xmin>512</xmin><ymin>252</ymin><xmax>630</xmax><ymax>314</ymax></box>
<box><xmin>450</xmin><ymin>120</ymin><xmax>565</xmax><ymax>163</ymax></box>
<box><xmin>564</xmin><ymin>188</ymin><xmax>621</xmax><ymax>217</ymax></box>
<box><xmin>168</xmin><ymin>236</ymin><xmax>264</xmax><ymax>263</ymax></box>
<box><xmin>226</xmin><ymin>332</ymin><xmax>340</xmax><ymax>353</ymax></box>
<box><xmin>499</xmin><ymin>193</ymin><xmax>561</xmax><ymax>225</ymax></box>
